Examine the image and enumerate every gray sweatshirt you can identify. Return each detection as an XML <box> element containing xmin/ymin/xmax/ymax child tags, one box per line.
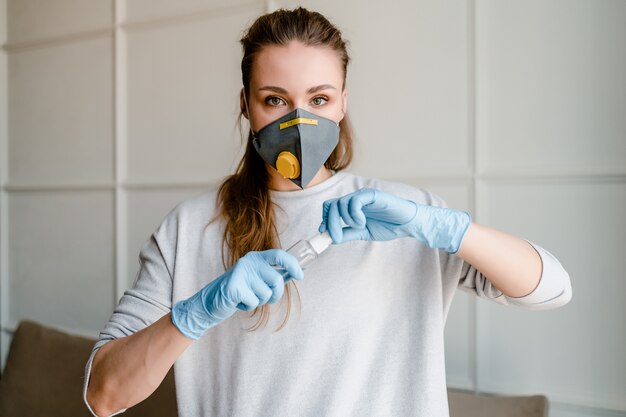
<box><xmin>83</xmin><ymin>171</ymin><xmax>572</xmax><ymax>417</ymax></box>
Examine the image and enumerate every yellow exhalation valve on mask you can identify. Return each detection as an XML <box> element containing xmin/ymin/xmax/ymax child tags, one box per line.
<box><xmin>276</xmin><ymin>151</ymin><xmax>300</xmax><ymax>179</ymax></box>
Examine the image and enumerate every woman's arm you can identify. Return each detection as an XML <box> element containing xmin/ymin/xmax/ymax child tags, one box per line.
<box><xmin>319</xmin><ymin>187</ymin><xmax>571</xmax><ymax>307</ymax></box>
<box><xmin>455</xmin><ymin>223</ymin><xmax>543</xmax><ymax>298</ymax></box>
<box><xmin>86</xmin><ymin>313</ymin><xmax>192</xmax><ymax>417</ymax></box>
<box><xmin>87</xmin><ymin>248</ymin><xmax>304</xmax><ymax>417</ymax></box>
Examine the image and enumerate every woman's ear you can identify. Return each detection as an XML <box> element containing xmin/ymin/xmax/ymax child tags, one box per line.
<box><xmin>240</xmin><ymin>88</ymin><xmax>249</xmax><ymax>119</ymax></box>
<box><xmin>341</xmin><ymin>89</ymin><xmax>348</xmax><ymax>118</ymax></box>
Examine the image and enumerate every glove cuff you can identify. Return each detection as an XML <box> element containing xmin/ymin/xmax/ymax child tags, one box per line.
<box><xmin>406</xmin><ymin>205</ymin><xmax>472</xmax><ymax>253</ymax></box>
<box><xmin>447</xmin><ymin>210</ymin><xmax>472</xmax><ymax>254</ymax></box>
<box><xmin>171</xmin><ymin>292</ymin><xmax>213</xmax><ymax>341</ymax></box>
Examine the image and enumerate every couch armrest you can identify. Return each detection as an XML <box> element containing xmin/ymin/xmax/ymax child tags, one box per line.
<box><xmin>0</xmin><ymin>320</ymin><xmax>177</xmax><ymax>417</ymax></box>
<box><xmin>448</xmin><ymin>389</ymin><xmax>548</xmax><ymax>417</ymax></box>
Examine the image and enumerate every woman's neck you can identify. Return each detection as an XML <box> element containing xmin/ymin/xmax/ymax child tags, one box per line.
<box><xmin>268</xmin><ymin>166</ymin><xmax>333</xmax><ymax>191</ymax></box>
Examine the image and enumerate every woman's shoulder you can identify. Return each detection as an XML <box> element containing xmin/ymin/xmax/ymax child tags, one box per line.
<box><xmin>343</xmin><ymin>172</ymin><xmax>448</xmax><ymax>207</ymax></box>
<box><xmin>171</xmin><ymin>186</ymin><xmax>220</xmax><ymax>216</ymax></box>
<box><xmin>153</xmin><ymin>184</ymin><xmax>222</xmax><ymax>234</ymax></box>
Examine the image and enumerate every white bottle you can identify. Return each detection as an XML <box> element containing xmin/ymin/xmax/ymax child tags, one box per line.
<box><xmin>279</xmin><ymin>231</ymin><xmax>333</xmax><ymax>280</ymax></box>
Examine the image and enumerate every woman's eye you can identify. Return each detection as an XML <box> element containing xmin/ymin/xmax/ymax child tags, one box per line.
<box><xmin>266</xmin><ymin>96</ymin><xmax>286</xmax><ymax>106</ymax></box>
<box><xmin>311</xmin><ymin>96</ymin><xmax>328</xmax><ymax>106</ymax></box>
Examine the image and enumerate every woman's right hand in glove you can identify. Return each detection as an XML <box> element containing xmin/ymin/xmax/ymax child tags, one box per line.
<box><xmin>171</xmin><ymin>249</ymin><xmax>304</xmax><ymax>340</ymax></box>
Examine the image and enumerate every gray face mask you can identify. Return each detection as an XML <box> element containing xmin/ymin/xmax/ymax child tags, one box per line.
<box><xmin>251</xmin><ymin>108</ymin><xmax>340</xmax><ymax>189</ymax></box>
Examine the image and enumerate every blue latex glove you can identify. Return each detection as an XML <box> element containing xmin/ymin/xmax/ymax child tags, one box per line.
<box><xmin>171</xmin><ymin>249</ymin><xmax>304</xmax><ymax>340</ymax></box>
<box><xmin>318</xmin><ymin>188</ymin><xmax>471</xmax><ymax>253</ymax></box>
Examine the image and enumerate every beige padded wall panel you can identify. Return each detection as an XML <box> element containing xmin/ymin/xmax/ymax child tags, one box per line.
<box><xmin>7</xmin><ymin>0</ymin><xmax>112</xmax><ymax>44</ymax></box>
<box><xmin>8</xmin><ymin>37</ymin><xmax>114</xmax><ymax>185</ymax></box>
<box><xmin>126</xmin><ymin>7</ymin><xmax>261</xmax><ymax>183</ymax></box>
<box><xmin>476</xmin><ymin>0</ymin><xmax>626</xmax><ymax>175</ymax></box>
<box><xmin>476</xmin><ymin>181</ymin><xmax>626</xmax><ymax>410</ymax></box>
<box><xmin>8</xmin><ymin>191</ymin><xmax>115</xmax><ymax>334</ymax></box>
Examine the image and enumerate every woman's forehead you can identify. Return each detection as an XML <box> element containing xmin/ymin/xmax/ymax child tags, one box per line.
<box><xmin>250</xmin><ymin>41</ymin><xmax>344</xmax><ymax>92</ymax></box>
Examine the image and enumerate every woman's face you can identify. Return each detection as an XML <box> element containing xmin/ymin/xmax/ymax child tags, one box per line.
<box><xmin>243</xmin><ymin>41</ymin><xmax>347</xmax><ymax>132</ymax></box>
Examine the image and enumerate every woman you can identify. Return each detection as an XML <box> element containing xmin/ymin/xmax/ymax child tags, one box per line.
<box><xmin>84</xmin><ymin>8</ymin><xmax>571</xmax><ymax>417</ymax></box>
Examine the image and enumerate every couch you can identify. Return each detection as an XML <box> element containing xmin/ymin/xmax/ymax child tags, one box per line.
<box><xmin>0</xmin><ymin>320</ymin><xmax>547</xmax><ymax>417</ymax></box>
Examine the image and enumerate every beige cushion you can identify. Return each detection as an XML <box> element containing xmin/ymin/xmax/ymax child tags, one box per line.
<box><xmin>0</xmin><ymin>320</ymin><xmax>177</xmax><ymax>417</ymax></box>
<box><xmin>448</xmin><ymin>390</ymin><xmax>548</xmax><ymax>417</ymax></box>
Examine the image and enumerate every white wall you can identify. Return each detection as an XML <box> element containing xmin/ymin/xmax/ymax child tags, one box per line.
<box><xmin>1</xmin><ymin>1</ymin><xmax>624</xmax><ymax>416</ymax></box>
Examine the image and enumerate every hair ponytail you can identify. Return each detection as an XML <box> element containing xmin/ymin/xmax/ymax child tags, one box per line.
<box><xmin>216</xmin><ymin>7</ymin><xmax>353</xmax><ymax>331</ymax></box>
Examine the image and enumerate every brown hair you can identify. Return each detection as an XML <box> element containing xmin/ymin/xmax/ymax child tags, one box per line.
<box><xmin>216</xmin><ymin>8</ymin><xmax>354</xmax><ymax>331</ymax></box>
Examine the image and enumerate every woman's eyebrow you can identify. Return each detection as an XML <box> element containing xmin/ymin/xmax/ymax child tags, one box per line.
<box><xmin>258</xmin><ymin>84</ymin><xmax>337</xmax><ymax>94</ymax></box>
<box><xmin>307</xmin><ymin>84</ymin><xmax>336</xmax><ymax>94</ymax></box>
<box><xmin>258</xmin><ymin>86</ymin><xmax>288</xmax><ymax>94</ymax></box>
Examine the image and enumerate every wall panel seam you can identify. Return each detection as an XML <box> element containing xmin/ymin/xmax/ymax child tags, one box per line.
<box><xmin>7</xmin><ymin>173</ymin><xmax>621</xmax><ymax>193</ymax></box>
<box><xmin>478</xmin><ymin>175</ymin><xmax>626</xmax><ymax>185</ymax></box>
<box><xmin>467</xmin><ymin>0</ymin><xmax>479</xmax><ymax>394</ymax></box>
<box><xmin>3</xmin><ymin>28</ymin><xmax>114</xmax><ymax>53</ymax></box>
<box><xmin>123</xmin><ymin>182</ymin><xmax>218</xmax><ymax>191</ymax></box>
<box><xmin>0</xmin><ymin>0</ymin><xmax>8</xmax><ymax>368</ymax></box>
<box><xmin>550</xmin><ymin>401</ymin><xmax>626</xmax><ymax>417</ymax></box>
<box><xmin>3</xmin><ymin>184</ymin><xmax>115</xmax><ymax>192</ymax></box>
<box><xmin>121</xmin><ymin>1</ymin><xmax>263</xmax><ymax>32</ymax></box>
<box><xmin>478</xmin><ymin>382</ymin><xmax>626</xmax><ymax>413</ymax></box>
<box><xmin>114</xmin><ymin>0</ymin><xmax>128</xmax><ymax>303</ymax></box>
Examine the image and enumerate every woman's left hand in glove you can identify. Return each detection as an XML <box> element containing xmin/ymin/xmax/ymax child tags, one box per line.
<box><xmin>318</xmin><ymin>187</ymin><xmax>471</xmax><ymax>254</ymax></box>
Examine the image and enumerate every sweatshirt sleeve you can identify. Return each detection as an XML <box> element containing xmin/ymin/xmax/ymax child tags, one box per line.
<box><xmin>456</xmin><ymin>240</ymin><xmax>572</xmax><ymax>310</ymax></box>
<box><xmin>417</xmin><ymin>188</ymin><xmax>572</xmax><ymax>311</ymax></box>
<box><xmin>82</xmin><ymin>217</ymin><xmax>177</xmax><ymax>416</ymax></box>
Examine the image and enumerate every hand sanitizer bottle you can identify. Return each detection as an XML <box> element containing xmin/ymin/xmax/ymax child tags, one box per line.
<box><xmin>279</xmin><ymin>231</ymin><xmax>333</xmax><ymax>280</ymax></box>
